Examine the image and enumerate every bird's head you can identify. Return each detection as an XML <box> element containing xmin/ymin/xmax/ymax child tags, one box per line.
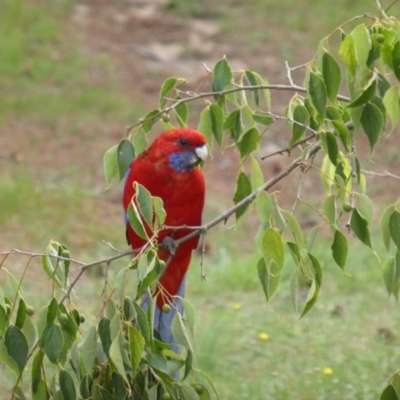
<box><xmin>152</xmin><ymin>128</ymin><xmax>208</xmax><ymax>172</ymax></box>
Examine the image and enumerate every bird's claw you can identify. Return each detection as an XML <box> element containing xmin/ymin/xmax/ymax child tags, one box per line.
<box><xmin>162</xmin><ymin>236</ymin><xmax>177</xmax><ymax>256</ymax></box>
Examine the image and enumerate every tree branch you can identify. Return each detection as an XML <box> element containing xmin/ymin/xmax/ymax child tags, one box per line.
<box><xmin>126</xmin><ymin>84</ymin><xmax>350</xmax><ymax>134</ymax></box>
<box><xmin>362</xmin><ymin>169</ymin><xmax>400</xmax><ymax>180</ymax></box>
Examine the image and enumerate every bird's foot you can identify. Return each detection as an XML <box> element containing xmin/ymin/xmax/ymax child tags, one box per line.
<box><xmin>162</xmin><ymin>236</ymin><xmax>177</xmax><ymax>256</ymax></box>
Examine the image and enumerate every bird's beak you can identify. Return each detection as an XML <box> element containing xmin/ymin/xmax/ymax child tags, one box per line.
<box><xmin>191</xmin><ymin>144</ymin><xmax>208</xmax><ymax>167</ymax></box>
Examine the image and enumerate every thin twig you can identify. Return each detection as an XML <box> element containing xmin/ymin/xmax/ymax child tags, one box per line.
<box><xmin>101</xmin><ymin>240</ymin><xmax>124</xmax><ymax>253</ymax></box>
<box><xmin>291</xmin><ymin>166</ymin><xmax>308</xmax><ymax>214</ymax></box>
<box><xmin>261</xmin><ymin>133</ymin><xmax>316</xmax><ymax>160</ymax></box>
<box><xmin>362</xmin><ymin>169</ymin><xmax>400</xmax><ymax>180</ymax></box>
<box><xmin>375</xmin><ymin>0</ymin><xmax>389</xmax><ymax>17</ymax></box>
<box><xmin>200</xmin><ymin>233</ymin><xmax>207</xmax><ymax>281</ymax></box>
<box><xmin>100</xmin><ymin>261</ymin><xmax>112</xmax><ymax>318</ymax></box>
<box><xmin>285</xmin><ymin>61</ymin><xmax>295</xmax><ymax>86</ymax></box>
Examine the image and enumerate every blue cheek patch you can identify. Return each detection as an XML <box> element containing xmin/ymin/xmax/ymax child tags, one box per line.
<box><xmin>168</xmin><ymin>152</ymin><xmax>194</xmax><ymax>172</ymax></box>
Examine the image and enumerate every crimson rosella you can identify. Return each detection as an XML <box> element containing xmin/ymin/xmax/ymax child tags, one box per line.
<box><xmin>123</xmin><ymin>128</ymin><xmax>207</xmax><ymax>348</ymax></box>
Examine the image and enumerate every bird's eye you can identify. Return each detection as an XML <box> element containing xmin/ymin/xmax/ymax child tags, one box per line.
<box><xmin>178</xmin><ymin>138</ymin><xmax>189</xmax><ymax>147</ymax></box>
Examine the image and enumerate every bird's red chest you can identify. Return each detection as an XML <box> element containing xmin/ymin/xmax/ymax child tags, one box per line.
<box><xmin>123</xmin><ymin>157</ymin><xmax>205</xmax><ymax>247</ymax></box>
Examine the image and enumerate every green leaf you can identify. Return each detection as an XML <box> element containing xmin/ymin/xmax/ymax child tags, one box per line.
<box><xmin>322</xmin><ymin>52</ymin><xmax>341</xmax><ymax>103</ymax></box>
<box><xmin>59</xmin><ymin>369</ymin><xmax>77</xmax><ymax>400</ymax></box>
<box><xmin>332</xmin><ymin>120</ymin><xmax>351</xmax><ymax>152</ymax></box>
<box><xmin>290</xmin><ymin>105</ymin><xmax>309</xmax><ymax>146</ymax></box>
<box><xmin>141</xmin><ymin>109</ymin><xmax>161</xmax><ymax>133</ymax></box>
<box><xmin>233</xmin><ymin>172</ymin><xmax>252</xmax><ymax>222</ymax></box>
<box><xmin>58</xmin><ymin>308</ymin><xmax>78</xmax><ymax>341</ymax></box>
<box><xmin>389</xmin><ymin>210</ymin><xmax>400</xmax><ymax>250</ymax></box>
<box><xmin>250</xmin><ymin>156</ymin><xmax>264</xmax><ymax>190</ymax></box>
<box><xmin>209</xmin><ymin>104</ymin><xmax>224</xmax><ymax>147</ymax></box>
<box><xmin>392</xmin><ymin>41</ymin><xmax>400</xmax><ymax>81</ymax></box>
<box><xmin>331</xmin><ymin>229</ymin><xmax>348</xmax><ymax>270</ymax></box>
<box><xmin>144</xmin><ymin>350</ymin><xmax>169</xmax><ymax>375</ymax></box>
<box><xmin>245</xmin><ymin>70</ymin><xmax>260</xmax><ymax>106</ymax></box>
<box><xmin>103</xmin><ymin>144</ymin><xmax>118</xmax><ymax>185</ymax></box>
<box><xmin>127</xmin><ymin>202</ymin><xmax>149</xmax><ymax>241</ymax></box>
<box><xmin>137</xmin><ymin>256</ymin><xmax>162</xmax><ymax>299</ymax></box>
<box><xmin>22</xmin><ymin>316</ymin><xmax>37</xmax><ymax>351</ymax></box>
<box><xmin>132</xmin><ymin>302</ymin><xmax>152</xmax><ymax>349</ymax></box>
<box><xmin>171</xmin><ymin>311</ymin><xmax>194</xmax><ymax>353</ymax></box>
<box><xmin>0</xmin><ymin>336</ymin><xmax>19</xmax><ymax>377</ymax></box>
<box><xmin>262</xmin><ymin>228</ymin><xmax>285</xmax><ymax>269</ymax></box>
<box><xmin>307</xmin><ymin>226</ymin><xmax>319</xmax><ymax>252</ymax></box>
<box><xmin>135</xmin><ymin>183</ymin><xmax>153</xmax><ymax>227</ymax></box>
<box><xmin>177</xmin><ymin>385</ymin><xmax>200</xmax><ymax>400</ymax></box>
<box><xmin>378</xmin><ymin>71</ymin><xmax>391</xmax><ymax>97</ymax></box>
<box><xmin>360</xmin><ymin>102</ymin><xmax>383</xmax><ymax>152</ymax></box>
<box><xmin>300</xmin><ymin>254</ymin><xmax>322</xmax><ymax>318</ymax></box>
<box><xmin>213</xmin><ymin>57</ymin><xmax>232</xmax><ymax>92</ymax></box>
<box><xmin>257</xmin><ymin>258</ymin><xmax>282</xmax><ymax>303</ymax></box>
<box><xmin>32</xmin><ymin>350</ymin><xmax>44</xmax><ymax>394</ymax></box>
<box><xmin>47</xmin><ymin>298</ymin><xmax>58</xmax><ymax>326</ymax></box>
<box><xmin>80</xmin><ymin>375</ymin><xmax>93</xmax><ymax>400</ymax></box>
<box><xmin>381</xmin><ymin>385</ymin><xmax>399</xmax><ymax>400</ymax></box>
<box><xmin>381</xmin><ymin>205</ymin><xmax>396</xmax><ymax>252</ymax></box>
<box><xmin>174</xmin><ymin>99</ymin><xmax>189</xmax><ymax>127</ymax></box>
<box><xmin>224</xmin><ymin>109</ymin><xmax>242</xmax><ymax>142</ymax></box>
<box><xmin>383</xmin><ymin>86</ymin><xmax>400</xmax><ymax>128</ymax></box>
<box><xmin>159</xmin><ymin>78</ymin><xmax>186</xmax><ymax>109</ymax></box>
<box><xmin>79</xmin><ymin>326</ymin><xmax>97</xmax><ymax>375</ymax></box>
<box><xmin>351</xmin><ymin>25</ymin><xmax>372</xmax><ymax>67</ymax></box>
<box><xmin>182</xmin><ymin>350</ymin><xmax>193</xmax><ymax>382</ymax></box>
<box><xmin>347</xmin><ymin>80</ymin><xmax>376</xmax><ymax>108</ymax></box>
<box><xmin>339</xmin><ymin>34</ymin><xmax>357</xmax><ymax>78</ymax></box>
<box><xmin>152</xmin><ymin>196</ymin><xmax>166</xmax><ymax>229</ymax></box>
<box><xmin>198</xmin><ymin>107</ymin><xmax>213</xmax><ymax>151</ymax></box>
<box><xmin>382</xmin><ymin>257</ymin><xmax>396</xmax><ymax>297</ymax></box>
<box><xmin>256</xmin><ymin>191</ymin><xmax>274</xmax><ymax>222</ymax></box>
<box><xmin>0</xmin><ymin>306</ymin><xmax>7</xmax><ymax>336</ymax></box>
<box><xmin>387</xmin><ymin>369</ymin><xmax>400</xmax><ymax>397</ymax></box>
<box><xmin>283</xmin><ymin>211</ymin><xmax>305</xmax><ymax>248</ymax></box>
<box><xmin>252</xmin><ymin>114</ymin><xmax>274</xmax><ymax>126</ymax></box>
<box><xmin>308</xmin><ymin>71</ymin><xmax>327</xmax><ymax>117</ymax></box>
<box><xmin>239</xmin><ymin>127</ymin><xmax>259</xmax><ymax>159</ymax></box>
<box><xmin>324</xmin><ymin>131</ymin><xmax>339</xmax><ymax>166</ymax></box>
<box><xmin>128</xmin><ymin>325</ymin><xmax>145</xmax><ymax>375</ymax></box>
<box><xmin>357</xmin><ymin>193</ymin><xmax>374</xmax><ymax>225</ymax></box>
<box><xmin>181</xmin><ymin>298</ymin><xmax>196</xmax><ymax>340</ymax></box>
<box><xmin>4</xmin><ymin>325</ymin><xmax>28</xmax><ymax>375</ymax></box>
<box><xmin>15</xmin><ymin>298</ymin><xmax>27</xmax><ymax>331</ymax></box>
<box><xmin>133</xmin><ymin>127</ymin><xmax>148</xmax><ymax>156</ymax></box>
<box><xmin>40</xmin><ymin>323</ymin><xmax>64</xmax><ymax>364</ymax></box>
<box><xmin>117</xmin><ymin>140</ymin><xmax>135</xmax><ymax>180</ymax></box>
<box><xmin>110</xmin><ymin>331</ymin><xmax>130</xmax><ymax>384</ymax></box>
<box><xmin>196</xmin><ymin>369</ymin><xmax>221</xmax><ymax>400</ymax></box>
<box><xmin>322</xmin><ymin>194</ymin><xmax>336</xmax><ymax>225</ymax></box>
<box><xmin>350</xmin><ymin>208</ymin><xmax>372</xmax><ymax>248</ymax></box>
<box><xmin>326</xmin><ymin>105</ymin><xmax>342</xmax><ymax>121</ymax></box>
<box><xmin>98</xmin><ymin>318</ymin><xmax>112</xmax><ymax>360</ymax></box>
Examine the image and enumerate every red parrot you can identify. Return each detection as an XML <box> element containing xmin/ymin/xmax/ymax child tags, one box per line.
<box><xmin>122</xmin><ymin>128</ymin><xmax>207</xmax><ymax>346</ymax></box>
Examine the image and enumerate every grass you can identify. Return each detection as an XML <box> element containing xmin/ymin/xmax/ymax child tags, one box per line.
<box><xmin>1</xmin><ymin>0</ymin><xmax>400</xmax><ymax>399</ymax></box>
<box><xmin>186</xmin><ymin>234</ymin><xmax>399</xmax><ymax>399</ymax></box>
<box><xmin>0</xmin><ymin>0</ymin><xmax>140</xmax><ymax>130</ymax></box>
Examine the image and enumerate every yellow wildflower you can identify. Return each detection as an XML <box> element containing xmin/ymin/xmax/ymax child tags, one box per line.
<box><xmin>232</xmin><ymin>303</ymin><xmax>241</xmax><ymax>310</ymax></box>
<box><xmin>323</xmin><ymin>367</ymin><xmax>333</xmax><ymax>375</ymax></box>
<box><xmin>258</xmin><ymin>332</ymin><xmax>269</xmax><ymax>340</ymax></box>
